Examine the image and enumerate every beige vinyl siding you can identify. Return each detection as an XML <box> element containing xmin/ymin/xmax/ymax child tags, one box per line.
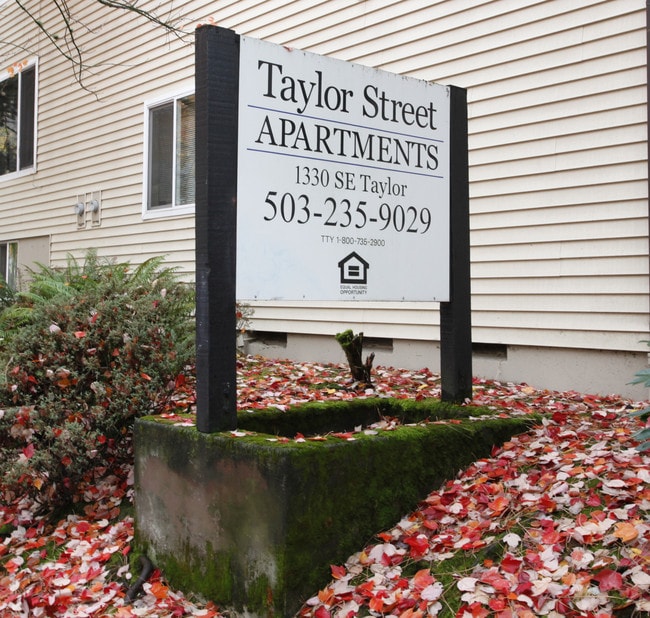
<box><xmin>461</xmin><ymin>7</ymin><xmax>648</xmax><ymax>351</ymax></box>
<box><xmin>240</xmin><ymin>0</ymin><xmax>648</xmax><ymax>353</ymax></box>
<box><xmin>244</xmin><ymin>300</ymin><xmax>440</xmax><ymax>340</ymax></box>
<box><xmin>0</xmin><ymin>0</ymin><xmax>646</xmax><ymax>355</ymax></box>
<box><xmin>0</xmin><ymin>0</ymin><xmax>200</xmax><ymax>274</ymax></box>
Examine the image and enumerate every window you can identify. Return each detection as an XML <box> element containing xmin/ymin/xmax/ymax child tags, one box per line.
<box><xmin>0</xmin><ymin>241</ymin><xmax>18</xmax><ymax>290</ymax></box>
<box><xmin>0</xmin><ymin>62</ymin><xmax>36</xmax><ymax>177</ymax></box>
<box><xmin>145</xmin><ymin>93</ymin><xmax>195</xmax><ymax>213</ymax></box>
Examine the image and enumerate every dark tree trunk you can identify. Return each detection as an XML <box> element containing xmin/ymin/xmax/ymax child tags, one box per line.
<box><xmin>335</xmin><ymin>330</ymin><xmax>374</xmax><ymax>385</ymax></box>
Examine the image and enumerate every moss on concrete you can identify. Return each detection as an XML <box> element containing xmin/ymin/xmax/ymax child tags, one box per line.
<box><xmin>235</xmin><ymin>396</ymin><xmax>494</xmax><ymax>436</ymax></box>
<box><xmin>137</xmin><ymin>537</ymin><xmax>238</xmax><ymax>607</ymax></box>
<box><xmin>134</xmin><ymin>398</ymin><xmax>540</xmax><ymax>616</ymax></box>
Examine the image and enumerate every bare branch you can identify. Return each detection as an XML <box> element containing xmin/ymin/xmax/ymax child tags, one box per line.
<box><xmin>0</xmin><ymin>39</ymin><xmax>36</xmax><ymax>57</ymax></box>
<box><xmin>9</xmin><ymin>0</ymin><xmax>189</xmax><ymax>91</ymax></box>
<box><xmin>13</xmin><ymin>0</ymin><xmax>81</xmax><ymax>68</ymax></box>
<box><xmin>52</xmin><ymin>0</ymin><xmax>86</xmax><ymax>86</ymax></box>
<box><xmin>96</xmin><ymin>0</ymin><xmax>185</xmax><ymax>37</ymax></box>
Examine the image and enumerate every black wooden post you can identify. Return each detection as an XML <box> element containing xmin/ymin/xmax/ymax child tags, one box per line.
<box><xmin>195</xmin><ymin>26</ymin><xmax>240</xmax><ymax>432</ymax></box>
<box><xmin>440</xmin><ymin>86</ymin><xmax>472</xmax><ymax>403</ymax></box>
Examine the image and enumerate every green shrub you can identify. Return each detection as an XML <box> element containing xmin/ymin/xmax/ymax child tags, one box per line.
<box><xmin>0</xmin><ymin>251</ymin><xmax>195</xmax><ymax>510</ymax></box>
<box><xmin>0</xmin><ymin>274</ymin><xmax>15</xmax><ymax>352</ymax></box>
<box><xmin>0</xmin><ymin>274</ymin><xmax>14</xmax><ymax>309</ymax></box>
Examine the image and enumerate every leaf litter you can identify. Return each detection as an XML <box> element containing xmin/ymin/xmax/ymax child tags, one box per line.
<box><xmin>1</xmin><ymin>355</ymin><xmax>648</xmax><ymax>617</ymax></box>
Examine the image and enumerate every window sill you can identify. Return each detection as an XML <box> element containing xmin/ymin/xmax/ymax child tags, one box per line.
<box><xmin>142</xmin><ymin>204</ymin><xmax>195</xmax><ymax>220</ymax></box>
<box><xmin>0</xmin><ymin>166</ymin><xmax>36</xmax><ymax>182</ymax></box>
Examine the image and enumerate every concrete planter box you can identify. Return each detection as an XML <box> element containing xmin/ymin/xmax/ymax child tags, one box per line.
<box><xmin>134</xmin><ymin>399</ymin><xmax>535</xmax><ymax>617</ymax></box>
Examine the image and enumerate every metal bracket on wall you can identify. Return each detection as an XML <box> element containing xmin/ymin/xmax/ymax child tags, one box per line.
<box><xmin>75</xmin><ymin>194</ymin><xmax>86</xmax><ymax>229</ymax></box>
<box><xmin>90</xmin><ymin>190</ymin><xmax>101</xmax><ymax>227</ymax></box>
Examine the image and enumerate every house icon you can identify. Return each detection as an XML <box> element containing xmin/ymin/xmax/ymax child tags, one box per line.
<box><xmin>338</xmin><ymin>252</ymin><xmax>369</xmax><ymax>284</ymax></box>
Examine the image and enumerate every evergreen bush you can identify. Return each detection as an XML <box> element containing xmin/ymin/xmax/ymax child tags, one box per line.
<box><xmin>0</xmin><ymin>251</ymin><xmax>195</xmax><ymax>510</ymax></box>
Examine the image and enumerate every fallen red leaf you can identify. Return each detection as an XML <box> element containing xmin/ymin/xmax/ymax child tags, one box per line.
<box><xmin>593</xmin><ymin>568</ymin><xmax>624</xmax><ymax>592</ymax></box>
<box><xmin>313</xmin><ymin>607</ymin><xmax>331</xmax><ymax>618</ymax></box>
<box><xmin>479</xmin><ymin>568</ymin><xmax>511</xmax><ymax>594</ymax></box>
<box><xmin>412</xmin><ymin>568</ymin><xmax>435</xmax><ymax>590</ymax></box>
<box><xmin>501</xmin><ymin>553</ymin><xmax>522</xmax><ymax>574</ymax></box>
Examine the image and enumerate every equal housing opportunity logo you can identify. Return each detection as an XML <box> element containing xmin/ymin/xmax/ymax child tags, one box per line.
<box><xmin>338</xmin><ymin>252</ymin><xmax>369</xmax><ymax>295</ymax></box>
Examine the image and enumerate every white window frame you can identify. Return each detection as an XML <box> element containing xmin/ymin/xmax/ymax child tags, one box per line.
<box><xmin>0</xmin><ymin>57</ymin><xmax>38</xmax><ymax>182</ymax></box>
<box><xmin>142</xmin><ymin>89</ymin><xmax>195</xmax><ymax>219</ymax></box>
<box><xmin>0</xmin><ymin>240</ymin><xmax>18</xmax><ymax>289</ymax></box>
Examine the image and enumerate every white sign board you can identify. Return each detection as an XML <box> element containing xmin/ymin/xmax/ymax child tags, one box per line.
<box><xmin>237</xmin><ymin>36</ymin><xmax>450</xmax><ymax>301</ymax></box>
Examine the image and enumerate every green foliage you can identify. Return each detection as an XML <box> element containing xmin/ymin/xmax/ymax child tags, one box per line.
<box><xmin>0</xmin><ymin>273</ymin><xmax>14</xmax><ymax>309</ymax></box>
<box><xmin>0</xmin><ymin>274</ymin><xmax>16</xmax><ymax>352</ymax></box>
<box><xmin>629</xmin><ymin>370</ymin><xmax>650</xmax><ymax>388</ymax></box>
<box><xmin>629</xmin><ymin>347</ymin><xmax>650</xmax><ymax>451</ymax></box>
<box><xmin>627</xmin><ymin>408</ymin><xmax>650</xmax><ymax>452</ymax></box>
<box><xmin>0</xmin><ymin>251</ymin><xmax>196</xmax><ymax>510</ymax></box>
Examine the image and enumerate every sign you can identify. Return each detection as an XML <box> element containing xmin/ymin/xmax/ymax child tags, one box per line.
<box><xmin>236</xmin><ymin>37</ymin><xmax>451</xmax><ymax>302</ymax></box>
<box><xmin>195</xmin><ymin>26</ymin><xmax>470</xmax><ymax>431</ymax></box>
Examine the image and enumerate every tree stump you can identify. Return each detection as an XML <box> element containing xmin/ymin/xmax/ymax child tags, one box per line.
<box><xmin>335</xmin><ymin>329</ymin><xmax>375</xmax><ymax>385</ymax></box>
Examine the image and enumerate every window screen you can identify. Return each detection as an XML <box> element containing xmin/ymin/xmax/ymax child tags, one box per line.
<box><xmin>0</xmin><ymin>64</ymin><xmax>36</xmax><ymax>176</ymax></box>
<box><xmin>147</xmin><ymin>94</ymin><xmax>195</xmax><ymax>210</ymax></box>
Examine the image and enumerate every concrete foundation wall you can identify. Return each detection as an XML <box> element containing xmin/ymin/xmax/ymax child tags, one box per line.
<box><xmin>246</xmin><ymin>333</ymin><xmax>650</xmax><ymax>400</ymax></box>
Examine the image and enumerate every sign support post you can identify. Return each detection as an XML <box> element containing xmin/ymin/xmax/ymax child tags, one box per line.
<box><xmin>440</xmin><ymin>86</ymin><xmax>472</xmax><ymax>403</ymax></box>
<box><xmin>195</xmin><ymin>26</ymin><xmax>240</xmax><ymax>432</ymax></box>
